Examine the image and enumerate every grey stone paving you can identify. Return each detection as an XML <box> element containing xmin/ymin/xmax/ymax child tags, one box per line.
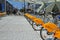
<box><xmin>0</xmin><ymin>15</ymin><xmax>41</xmax><ymax>40</ymax></box>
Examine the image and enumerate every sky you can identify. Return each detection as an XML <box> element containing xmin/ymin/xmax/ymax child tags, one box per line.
<box><xmin>7</xmin><ymin>0</ymin><xmax>28</xmax><ymax>10</ymax></box>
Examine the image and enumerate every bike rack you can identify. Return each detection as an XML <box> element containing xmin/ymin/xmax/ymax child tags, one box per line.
<box><xmin>54</xmin><ymin>29</ymin><xmax>60</xmax><ymax>40</ymax></box>
<box><xmin>24</xmin><ymin>13</ymin><xmax>60</xmax><ymax>40</ymax></box>
<box><xmin>40</xmin><ymin>22</ymin><xmax>60</xmax><ymax>40</ymax></box>
<box><xmin>24</xmin><ymin>13</ymin><xmax>44</xmax><ymax>31</ymax></box>
<box><xmin>32</xmin><ymin>18</ymin><xmax>44</xmax><ymax>31</ymax></box>
<box><xmin>42</xmin><ymin>22</ymin><xmax>58</xmax><ymax>33</ymax></box>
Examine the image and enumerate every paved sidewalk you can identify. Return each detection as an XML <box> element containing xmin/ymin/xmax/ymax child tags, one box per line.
<box><xmin>0</xmin><ymin>15</ymin><xmax>41</xmax><ymax>40</ymax></box>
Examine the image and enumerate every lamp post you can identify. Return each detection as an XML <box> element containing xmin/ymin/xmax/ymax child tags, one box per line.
<box><xmin>31</xmin><ymin>0</ymin><xmax>36</xmax><ymax>15</ymax></box>
<box><xmin>5</xmin><ymin>0</ymin><xmax>6</xmax><ymax>12</ymax></box>
<box><xmin>24</xmin><ymin>0</ymin><xmax>25</xmax><ymax>13</ymax></box>
<box><xmin>55</xmin><ymin>0</ymin><xmax>56</xmax><ymax>2</ymax></box>
<box><xmin>33</xmin><ymin>1</ymin><xmax>35</xmax><ymax>15</ymax></box>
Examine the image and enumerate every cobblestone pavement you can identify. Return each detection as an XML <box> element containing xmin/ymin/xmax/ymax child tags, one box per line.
<box><xmin>0</xmin><ymin>15</ymin><xmax>41</xmax><ymax>40</ymax></box>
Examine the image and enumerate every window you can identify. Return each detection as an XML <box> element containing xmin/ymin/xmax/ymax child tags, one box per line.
<box><xmin>35</xmin><ymin>4</ymin><xmax>41</xmax><ymax>9</ymax></box>
<box><xmin>0</xmin><ymin>4</ymin><xmax>2</xmax><ymax>11</ymax></box>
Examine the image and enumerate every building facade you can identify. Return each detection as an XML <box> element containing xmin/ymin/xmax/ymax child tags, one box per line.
<box><xmin>0</xmin><ymin>0</ymin><xmax>5</xmax><ymax>12</ymax></box>
<box><xmin>6</xmin><ymin>1</ymin><xmax>14</xmax><ymax>14</ymax></box>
